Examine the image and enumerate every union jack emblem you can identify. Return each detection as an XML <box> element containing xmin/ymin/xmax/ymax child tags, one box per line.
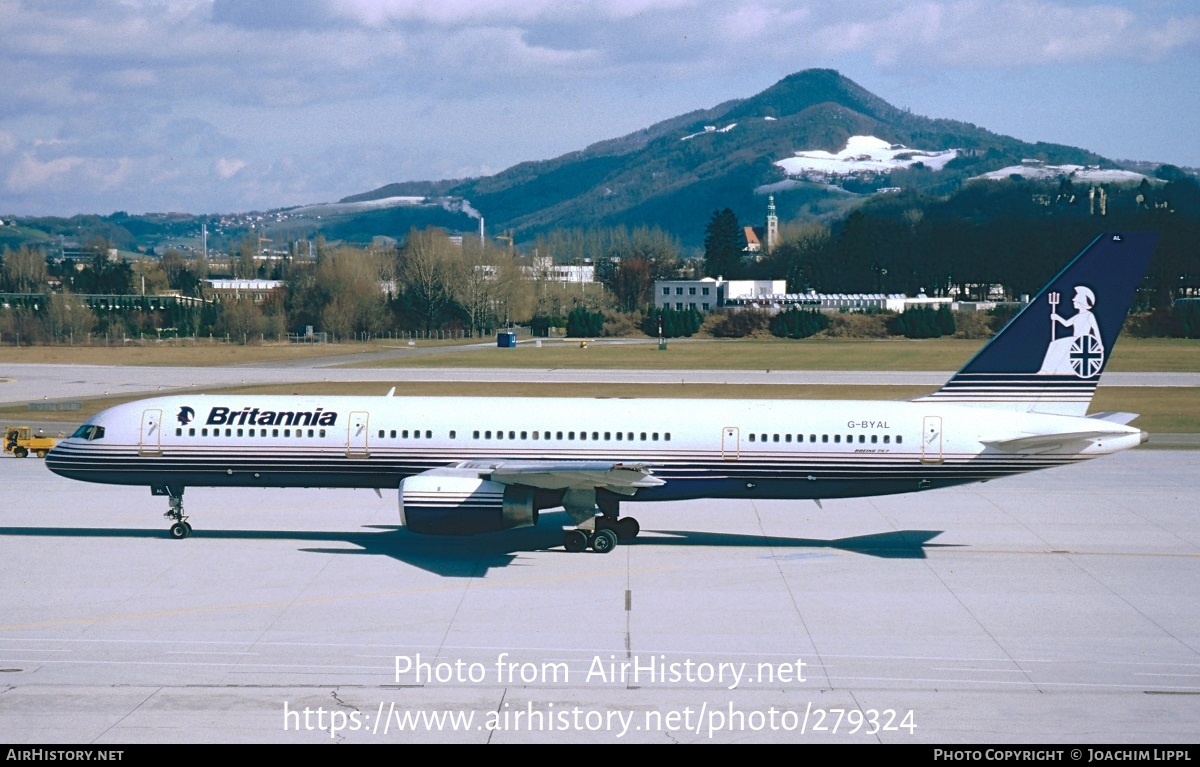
<box><xmin>1069</xmin><ymin>335</ymin><xmax>1104</xmax><ymax>378</ymax></box>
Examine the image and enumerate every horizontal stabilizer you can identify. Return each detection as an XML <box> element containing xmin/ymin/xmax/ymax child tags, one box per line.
<box><xmin>1088</xmin><ymin>411</ymin><xmax>1140</xmax><ymax>425</ymax></box>
<box><xmin>982</xmin><ymin>431</ymin><xmax>1122</xmax><ymax>453</ymax></box>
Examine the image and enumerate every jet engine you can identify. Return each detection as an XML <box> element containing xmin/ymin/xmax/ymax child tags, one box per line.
<box><xmin>399</xmin><ymin>475</ymin><xmax>538</xmax><ymax>535</ymax></box>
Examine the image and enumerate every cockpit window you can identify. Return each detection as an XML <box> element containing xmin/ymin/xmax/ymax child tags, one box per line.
<box><xmin>70</xmin><ymin>425</ymin><xmax>105</xmax><ymax>441</ymax></box>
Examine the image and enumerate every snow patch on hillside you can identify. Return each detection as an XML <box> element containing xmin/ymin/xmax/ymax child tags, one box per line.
<box><xmin>289</xmin><ymin>196</ymin><xmax>426</xmax><ymax>215</ymax></box>
<box><xmin>681</xmin><ymin>123</ymin><xmax>737</xmax><ymax>141</ymax></box>
<box><xmin>775</xmin><ymin>136</ymin><xmax>958</xmax><ymax>180</ymax></box>
<box><xmin>974</xmin><ymin>163</ymin><xmax>1147</xmax><ymax>184</ymax></box>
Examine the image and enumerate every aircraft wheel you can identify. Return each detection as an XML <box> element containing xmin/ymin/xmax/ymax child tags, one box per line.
<box><xmin>182</xmin><ymin>521</ymin><xmax>193</xmax><ymax>536</ymax></box>
<box><xmin>169</xmin><ymin>522</ymin><xmax>190</xmax><ymax>540</ymax></box>
<box><xmin>616</xmin><ymin>517</ymin><xmax>640</xmax><ymax>541</ymax></box>
<box><xmin>590</xmin><ymin>528</ymin><xmax>618</xmax><ymax>554</ymax></box>
<box><xmin>563</xmin><ymin>530</ymin><xmax>588</xmax><ymax>553</ymax></box>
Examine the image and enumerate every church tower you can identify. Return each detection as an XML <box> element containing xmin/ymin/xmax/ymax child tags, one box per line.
<box><xmin>765</xmin><ymin>195</ymin><xmax>779</xmax><ymax>253</ymax></box>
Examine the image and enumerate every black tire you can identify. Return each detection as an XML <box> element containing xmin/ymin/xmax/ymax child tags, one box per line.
<box><xmin>36</xmin><ymin>450</ymin><xmax>47</xmax><ymax>459</ymax></box>
<box><xmin>563</xmin><ymin>530</ymin><xmax>588</xmax><ymax>553</ymax></box>
<box><xmin>591</xmin><ymin>528</ymin><xmax>618</xmax><ymax>554</ymax></box>
<box><xmin>616</xmin><ymin>517</ymin><xmax>640</xmax><ymax>541</ymax></box>
<box><xmin>182</xmin><ymin>522</ymin><xmax>193</xmax><ymax>535</ymax></box>
<box><xmin>169</xmin><ymin>522</ymin><xmax>189</xmax><ymax>539</ymax></box>
<box><xmin>13</xmin><ymin>447</ymin><xmax>27</xmax><ymax>459</ymax></box>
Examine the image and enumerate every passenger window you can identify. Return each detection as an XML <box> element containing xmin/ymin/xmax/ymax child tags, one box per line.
<box><xmin>521</xmin><ymin>431</ymin><xmax>527</xmax><ymax>439</ymax></box>
<box><xmin>616</xmin><ymin>432</ymin><xmax>623</xmax><ymax>441</ymax></box>
<box><xmin>202</xmin><ymin>428</ymin><xmax>208</xmax><ymax>437</ymax></box>
<box><xmin>272</xmin><ymin>429</ymin><xmax>279</xmax><ymax>437</ymax></box>
<box><xmin>485</xmin><ymin>431</ymin><xmax>492</xmax><ymax>439</ymax></box>
<box><xmin>284</xmin><ymin>429</ymin><xmax>291</xmax><ymax>437</ymax></box>
<box><xmin>532</xmin><ymin>431</ymin><xmax>539</xmax><ymax>440</ymax></box>
<box><xmin>189</xmin><ymin>428</ymin><xmax>195</xmax><ymax>436</ymax></box>
<box><xmin>175</xmin><ymin>428</ymin><xmax>182</xmax><ymax>437</ymax></box>
<box><xmin>665</xmin><ymin>433</ymin><xmax>671</xmax><ymax>441</ymax></box>
<box><xmin>859</xmin><ymin>435</ymin><xmax>865</xmax><ymax>443</ymax></box>
<box><xmin>641</xmin><ymin>432</ymin><xmax>647</xmax><ymax>441</ymax></box>
<box><xmin>556</xmin><ymin>432</ymin><xmax>563</xmax><ymax>440</ymax></box>
<box><xmin>449</xmin><ymin>431</ymin><xmax>456</xmax><ymax>439</ymax></box>
<box><xmin>652</xmin><ymin>433</ymin><xmax>659</xmax><ymax>441</ymax></box>
<box><xmin>627</xmin><ymin>433</ymin><xmax>634</xmax><ymax>441</ymax></box>
<box><xmin>897</xmin><ymin>435</ymin><xmax>903</xmax><ymax>444</ymax></box>
<box><xmin>605</xmin><ymin>432</ymin><xmax>611</xmax><ymax>440</ymax></box>
<box><xmin>225</xmin><ymin>428</ymin><xmax>232</xmax><ymax>437</ymax></box>
<box><xmin>390</xmin><ymin>430</ymin><xmax>396</xmax><ymax>438</ymax></box>
<box><xmin>378</xmin><ymin>430</ymin><xmax>384</xmax><ymax>438</ymax></box>
<box><xmin>810</xmin><ymin>434</ymin><xmax>816</xmax><ymax>442</ymax></box>
<box><xmin>592</xmin><ymin>432</ymin><xmax>599</xmax><ymax>440</ymax></box>
<box><xmin>883</xmin><ymin>435</ymin><xmax>890</xmax><ymax>444</ymax></box>
<box><xmin>773</xmin><ymin>434</ymin><xmax>779</xmax><ymax>442</ymax></box>
<box><xmin>749</xmin><ymin>434</ymin><xmax>756</xmax><ymax>442</ymax></box>
<box><xmin>785</xmin><ymin>434</ymin><xmax>791</xmax><ymax>443</ymax></box>
<box><xmin>319</xmin><ymin>430</ymin><xmax>326</xmax><ymax>438</ymax></box>
<box><xmin>308</xmin><ymin>429</ymin><xmax>314</xmax><ymax>437</ymax></box>
<box><xmin>834</xmin><ymin>435</ymin><xmax>840</xmax><ymax>443</ymax></box>
<box><xmin>473</xmin><ymin>430</ymin><xmax>480</xmax><ymax>439</ymax></box>
<box><xmin>871</xmin><ymin>435</ymin><xmax>878</xmax><ymax>444</ymax></box>
<box><xmin>237</xmin><ymin>429</ymin><xmax>243</xmax><ymax>437</ymax></box>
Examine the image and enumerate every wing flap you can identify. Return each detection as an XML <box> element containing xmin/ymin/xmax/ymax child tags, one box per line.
<box><xmin>448</xmin><ymin>460</ymin><xmax>666</xmax><ymax>495</ymax></box>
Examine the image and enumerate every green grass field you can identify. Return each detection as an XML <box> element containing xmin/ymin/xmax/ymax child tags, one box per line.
<box><xmin>354</xmin><ymin>337</ymin><xmax>1200</xmax><ymax>372</ymax></box>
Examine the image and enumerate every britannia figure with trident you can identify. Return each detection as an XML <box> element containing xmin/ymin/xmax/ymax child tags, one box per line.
<box><xmin>1038</xmin><ymin>285</ymin><xmax>1104</xmax><ymax>376</ymax></box>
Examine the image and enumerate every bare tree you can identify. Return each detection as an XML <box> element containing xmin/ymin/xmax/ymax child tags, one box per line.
<box><xmin>1</xmin><ymin>246</ymin><xmax>48</xmax><ymax>293</ymax></box>
<box><xmin>400</xmin><ymin>228</ymin><xmax>457</xmax><ymax>332</ymax></box>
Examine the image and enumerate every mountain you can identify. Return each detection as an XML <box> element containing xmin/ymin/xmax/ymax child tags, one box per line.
<box><xmin>339</xmin><ymin>69</ymin><xmax>1118</xmax><ymax>246</ymax></box>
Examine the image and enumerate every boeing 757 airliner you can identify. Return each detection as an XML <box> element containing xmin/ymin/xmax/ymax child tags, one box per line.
<box><xmin>46</xmin><ymin>233</ymin><xmax>1158</xmax><ymax>553</ymax></box>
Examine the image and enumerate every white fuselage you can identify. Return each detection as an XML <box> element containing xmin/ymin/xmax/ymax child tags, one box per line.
<box><xmin>45</xmin><ymin>394</ymin><xmax>1144</xmax><ymax>502</ymax></box>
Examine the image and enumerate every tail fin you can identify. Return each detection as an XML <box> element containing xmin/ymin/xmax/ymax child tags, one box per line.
<box><xmin>916</xmin><ymin>232</ymin><xmax>1158</xmax><ymax>416</ymax></box>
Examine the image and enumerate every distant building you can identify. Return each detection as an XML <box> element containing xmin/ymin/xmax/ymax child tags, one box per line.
<box><xmin>654</xmin><ymin>278</ymin><xmax>785</xmax><ymax>312</ymax></box>
<box><xmin>654</xmin><ymin>277</ymin><xmax>955</xmax><ymax>314</ymax></box>
<box><xmin>742</xmin><ymin>195</ymin><xmax>780</xmax><ymax>259</ymax></box>
<box><xmin>205</xmin><ymin>279</ymin><xmax>286</xmax><ymax>303</ymax></box>
<box><xmin>527</xmin><ymin>257</ymin><xmax>594</xmax><ymax>284</ymax></box>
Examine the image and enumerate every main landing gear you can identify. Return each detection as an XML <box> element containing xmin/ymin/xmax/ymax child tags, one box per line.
<box><xmin>153</xmin><ymin>485</ymin><xmax>191</xmax><ymax>539</ymax></box>
<box><xmin>560</xmin><ymin>492</ymin><xmax>640</xmax><ymax>554</ymax></box>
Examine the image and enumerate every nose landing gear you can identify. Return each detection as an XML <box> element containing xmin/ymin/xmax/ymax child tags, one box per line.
<box><xmin>153</xmin><ymin>485</ymin><xmax>191</xmax><ymax>539</ymax></box>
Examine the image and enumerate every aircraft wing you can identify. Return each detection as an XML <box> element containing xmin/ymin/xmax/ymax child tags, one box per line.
<box><xmin>450</xmin><ymin>460</ymin><xmax>666</xmax><ymax>495</ymax></box>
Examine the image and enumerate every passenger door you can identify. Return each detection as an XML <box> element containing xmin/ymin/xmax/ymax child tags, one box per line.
<box><xmin>139</xmin><ymin>409</ymin><xmax>162</xmax><ymax>456</ymax></box>
<box><xmin>921</xmin><ymin>416</ymin><xmax>943</xmax><ymax>464</ymax></box>
<box><xmin>347</xmin><ymin>411</ymin><xmax>369</xmax><ymax>457</ymax></box>
<box><xmin>722</xmin><ymin>427</ymin><xmax>740</xmax><ymax>461</ymax></box>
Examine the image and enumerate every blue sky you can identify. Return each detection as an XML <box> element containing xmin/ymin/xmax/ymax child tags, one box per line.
<box><xmin>1</xmin><ymin>0</ymin><xmax>1196</xmax><ymax>216</ymax></box>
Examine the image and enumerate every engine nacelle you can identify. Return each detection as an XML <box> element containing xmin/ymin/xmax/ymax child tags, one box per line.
<box><xmin>399</xmin><ymin>475</ymin><xmax>538</xmax><ymax>535</ymax></box>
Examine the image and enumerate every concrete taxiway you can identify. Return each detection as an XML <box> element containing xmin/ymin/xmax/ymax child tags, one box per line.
<box><xmin>0</xmin><ymin>449</ymin><xmax>1197</xmax><ymax>743</ymax></box>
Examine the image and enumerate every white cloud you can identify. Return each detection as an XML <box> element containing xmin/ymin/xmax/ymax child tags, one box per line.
<box><xmin>216</xmin><ymin>158</ymin><xmax>247</xmax><ymax>180</ymax></box>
